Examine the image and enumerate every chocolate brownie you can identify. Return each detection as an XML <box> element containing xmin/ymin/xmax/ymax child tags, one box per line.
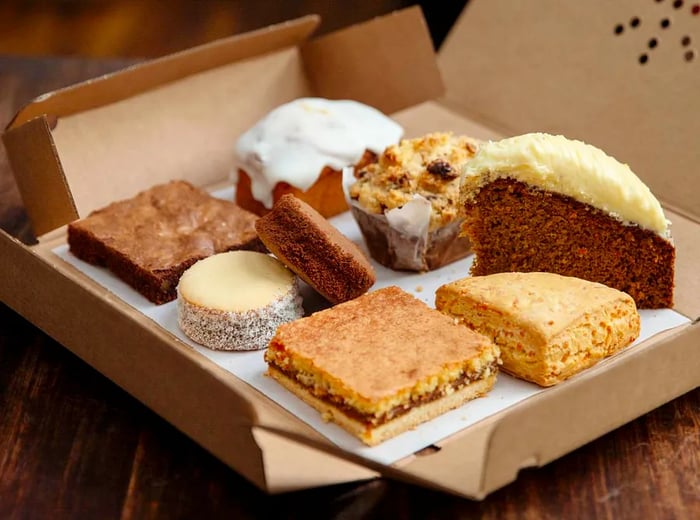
<box><xmin>254</xmin><ymin>194</ymin><xmax>376</xmax><ymax>304</ymax></box>
<box><xmin>68</xmin><ymin>180</ymin><xmax>264</xmax><ymax>304</ymax></box>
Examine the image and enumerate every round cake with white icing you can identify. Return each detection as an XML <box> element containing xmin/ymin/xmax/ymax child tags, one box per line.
<box><xmin>177</xmin><ymin>251</ymin><xmax>303</xmax><ymax>351</ymax></box>
<box><xmin>234</xmin><ymin>97</ymin><xmax>403</xmax><ymax>218</ymax></box>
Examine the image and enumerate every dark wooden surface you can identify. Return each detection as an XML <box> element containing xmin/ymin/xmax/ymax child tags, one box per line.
<box><xmin>1</xmin><ymin>54</ymin><xmax>699</xmax><ymax>520</ymax></box>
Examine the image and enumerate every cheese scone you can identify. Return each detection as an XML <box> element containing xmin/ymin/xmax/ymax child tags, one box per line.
<box><xmin>436</xmin><ymin>272</ymin><xmax>640</xmax><ymax>387</ymax></box>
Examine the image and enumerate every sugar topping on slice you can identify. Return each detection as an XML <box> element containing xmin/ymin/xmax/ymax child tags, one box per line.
<box><xmin>461</xmin><ymin>133</ymin><xmax>670</xmax><ymax>237</ymax></box>
<box><xmin>178</xmin><ymin>250</ymin><xmax>294</xmax><ymax>311</ymax></box>
<box><xmin>235</xmin><ymin>97</ymin><xmax>403</xmax><ymax>208</ymax></box>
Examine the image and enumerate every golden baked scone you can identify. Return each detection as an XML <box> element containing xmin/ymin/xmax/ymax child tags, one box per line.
<box><xmin>265</xmin><ymin>286</ymin><xmax>500</xmax><ymax>446</ymax></box>
<box><xmin>435</xmin><ymin>272</ymin><xmax>641</xmax><ymax>387</ymax></box>
<box><xmin>348</xmin><ymin>132</ymin><xmax>479</xmax><ymax>271</ymax></box>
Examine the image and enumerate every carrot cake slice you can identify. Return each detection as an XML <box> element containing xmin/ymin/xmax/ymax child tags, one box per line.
<box><xmin>264</xmin><ymin>286</ymin><xmax>500</xmax><ymax>446</ymax></box>
<box><xmin>436</xmin><ymin>272</ymin><xmax>641</xmax><ymax>387</ymax></box>
<box><xmin>460</xmin><ymin>133</ymin><xmax>675</xmax><ymax>308</ymax></box>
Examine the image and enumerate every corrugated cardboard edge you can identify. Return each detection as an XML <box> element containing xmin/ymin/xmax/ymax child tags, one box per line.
<box><xmin>373</xmin><ymin>323</ymin><xmax>699</xmax><ymax>499</ymax></box>
<box><xmin>5</xmin><ymin>15</ymin><xmax>320</xmax><ymax>130</ymax></box>
<box><xmin>477</xmin><ymin>322</ymin><xmax>699</xmax><ymax>498</ymax></box>
<box><xmin>0</xmin><ymin>228</ymin><xmax>381</xmax><ymax>492</ymax></box>
<box><xmin>301</xmin><ymin>5</ymin><xmax>444</xmax><ymax>114</ymax></box>
<box><xmin>3</xmin><ymin>7</ymin><xmax>443</xmax><ymax>241</ymax></box>
<box><xmin>3</xmin><ymin>117</ymin><xmax>76</xmax><ymax>237</ymax></box>
<box><xmin>2</xmin><ymin>15</ymin><xmax>320</xmax><ymax>238</ymax></box>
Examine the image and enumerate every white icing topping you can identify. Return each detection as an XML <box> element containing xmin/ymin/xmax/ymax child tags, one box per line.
<box><xmin>235</xmin><ymin>98</ymin><xmax>403</xmax><ymax>208</ymax></box>
<box><xmin>178</xmin><ymin>251</ymin><xmax>295</xmax><ymax>311</ymax></box>
<box><xmin>461</xmin><ymin>133</ymin><xmax>671</xmax><ymax>238</ymax></box>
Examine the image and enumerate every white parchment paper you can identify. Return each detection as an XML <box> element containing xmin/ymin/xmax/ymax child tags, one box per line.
<box><xmin>52</xmin><ymin>187</ymin><xmax>690</xmax><ymax>466</ymax></box>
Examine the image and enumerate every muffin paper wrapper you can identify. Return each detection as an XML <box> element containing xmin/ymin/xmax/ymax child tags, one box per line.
<box><xmin>342</xmin><ymin>166</ymin><xmax>471</xmax><ymax>271</ymax></box>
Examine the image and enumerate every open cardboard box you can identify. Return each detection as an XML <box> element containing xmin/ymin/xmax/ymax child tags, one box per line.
<box><xmin>2</xmin><ymin>1</ymin><xmax>699</xmax><ymax>499</ymax></box>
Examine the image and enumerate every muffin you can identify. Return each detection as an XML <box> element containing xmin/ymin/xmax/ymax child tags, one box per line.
<box><xmin>348</xmin><ymin>132</ymin><xmax>479</xmax><ymax>271</ymax></box>
<box><xmin>234</xmin><ymin>97</ymin><xmax>402</xmax><ymax>218</ymax></box>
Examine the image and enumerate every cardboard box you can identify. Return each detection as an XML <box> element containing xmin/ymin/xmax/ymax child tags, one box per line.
<box><xmin>2</xmin><ymin>1</ymin><xmax>699</xmax><ymax>499</ymax></box>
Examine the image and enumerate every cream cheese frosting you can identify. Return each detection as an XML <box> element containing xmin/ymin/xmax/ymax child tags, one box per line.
<box><xmin>235</xmin><ymin>97</ymin><xmax>403</xmax><ymax>208</ymax></box>
<box><xmin>461</xmin><ymin>133</ymin><xmax>670</xmax><ymax>237</ymax></box>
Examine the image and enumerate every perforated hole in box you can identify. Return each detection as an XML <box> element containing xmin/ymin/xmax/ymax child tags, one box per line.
<box><xmin>613</xmin><ymin>0</ymin><xmax>698</xmax><ymax>65</ymax></box>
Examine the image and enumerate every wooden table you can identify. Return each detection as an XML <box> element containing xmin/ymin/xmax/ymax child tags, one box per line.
<box><xmin>0</xmin><ymin>54</ymin><xmax>698</xmax><ymax>520</ymax></box>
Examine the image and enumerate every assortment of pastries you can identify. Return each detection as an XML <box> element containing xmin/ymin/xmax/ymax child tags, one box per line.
<box><xmin>67</xmin><ymin>98</ymin><xmax>675</xmax><ymax>446</ymax></box>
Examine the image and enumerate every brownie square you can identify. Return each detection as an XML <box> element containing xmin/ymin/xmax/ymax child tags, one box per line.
<box><xmin>67</xmin><ymin>180</ymin><xmax>264</xmax><ymax>304</ymax></box>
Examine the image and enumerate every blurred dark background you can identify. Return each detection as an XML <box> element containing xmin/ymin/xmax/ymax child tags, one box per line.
<box><xmin>0</xmin><ymin>0</ymin><xmax>469</xmax><ymax>58</ymax></box>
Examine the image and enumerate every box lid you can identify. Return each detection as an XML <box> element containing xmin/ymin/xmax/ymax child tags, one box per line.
<box><xmin>439</xmin><ymin>0</ymin><xmax>700</xmax><ymax>222</ymax></box>
<box><xmin>3</xmin><ymin>6</ymin><xmax>442</xmax><ymax>237</ymax></box>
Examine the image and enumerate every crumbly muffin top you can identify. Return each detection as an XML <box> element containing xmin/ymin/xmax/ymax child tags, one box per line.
<box><xmin>349</xmin><ymin>132</ymin><xmax>479</xmax><ymax>229</ymax></box>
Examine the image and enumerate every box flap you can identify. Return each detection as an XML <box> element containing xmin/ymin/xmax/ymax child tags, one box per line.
<box><xmin>439</xmin><ymin>0</ymin><xmax>700</xmax><ymax>221</ymax></box>
<box><xmin>3</xmin><ymin>8</ymin><xmax>441</xmax><ymax>238</ymax></box>
<box><xmin>301</xmin><ymin>5</ymin><xmax>444</xmax><ymax>114</ymax></box>
<box><xmin>5</xmin><ymin>15</ymin><xmax>320</xmax><ymax>130</ymax></box>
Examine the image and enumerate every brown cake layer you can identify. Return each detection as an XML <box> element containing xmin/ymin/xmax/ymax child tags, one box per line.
<box><xmin>255</xmin><ymin>194</ymin><xmax>376</xmax><ymax>304</ymax></box>
<box><xmin>461</xmin><ymin>178</ymin><xmax>675</xmax><ymax>308</ymax></box>
<box><xmin>68</xmin><ymin>180</ymin><xmax>264</xmax><ymax>304</ymax></box>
